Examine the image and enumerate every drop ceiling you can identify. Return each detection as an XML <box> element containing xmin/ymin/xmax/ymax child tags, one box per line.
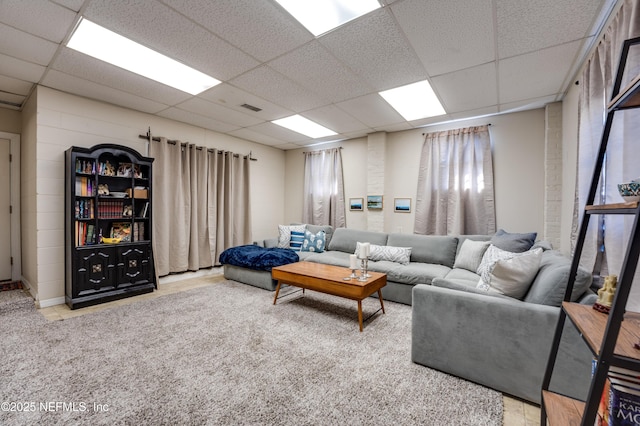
<box><xmin>0</xmin><ymin>0</ymin><xmax>619</xmax><ymax>149</ymax></box>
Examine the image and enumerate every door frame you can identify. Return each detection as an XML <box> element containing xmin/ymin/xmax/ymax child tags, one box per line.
<box><xmin>0</xmin><ymin>131</ymin><xmax>21</xmax><ymax>282</ymax></box>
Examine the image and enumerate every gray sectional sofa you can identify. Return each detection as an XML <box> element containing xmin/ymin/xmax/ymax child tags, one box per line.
<box><xmin>222</xmin><ymin>226</ymin><xmax>596</xmax><ymax>404</ymax></box>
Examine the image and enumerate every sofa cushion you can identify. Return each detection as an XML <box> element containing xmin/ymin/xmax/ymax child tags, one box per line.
<box><xmin>453</xmin><ymin>239</ymin><xmax>491</xmax><ymax>272</ymax></box>
<box><xmin>524</xmin><ymin>250</ymin><xmax>593</xmax><ymax>306</ymax></box>
<box><xmin>383</xmin><ymin>262</ymin><xmax>450</xmax><ymax>285</ymax></box>
<box><xmin>327</xmin><ymin>228</ymin><xmax>388</xmax><ymax>253</ymax></box>
<box><xmin>476</xmin><ymin>247</ymin><xmax>543</xmax><ymax>299</ymax></box>
<box><xmin>304</xmin><ymin>250</ymin><xmax>352</xmax><ymax>268</ymax></box>
<box><xmin>432</xmin><ymin>277</ymin><xmax>511</xmax><ymax>300</ymax></box>
<box><xmin>491</xmin><ymin>229</ymin><xmax>537</xmax><ymax>253</ymax></box>
<box><xmin>387</xmin><ymin>233</ymin><xmax>458</xmax><ymax>268</ymax></box>
<box><xmin>277</xmin><ymin>224</ymin><xmax>306</xmax><ymax>248</ymax></box>
<box><xmin>301</xmin><ymin>229</ymin><xmax>326</xmax><ymax>253</ymax></box>
<box><xmin>444</xmin><ymin>267</ymin><xmax>482</xmax><ymax>284</ymax></box>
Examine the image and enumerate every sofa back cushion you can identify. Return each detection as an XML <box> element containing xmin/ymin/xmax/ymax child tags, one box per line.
<box><xmin>523</xmin><ymin>250</ymin><xmax>592</xmax><ymax>306</ymax></box>
<box><xmin>387</xmin><ymin>233</ymin><xmax>458</xmax><ymax>268</ymax></box>
<box><xmin>327</xmin><ymin>228</ymin><xmax>388</xmax><ymax>253</ymax></box>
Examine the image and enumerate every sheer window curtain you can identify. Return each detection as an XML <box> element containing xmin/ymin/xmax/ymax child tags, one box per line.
<box><xmin>414</xmin><ymin>125</ymin><xmax>495</xmax><ymax>235</ymax></box>
<box><xmin>150</xmin><ymin>138</ymin><xmax>251</xmax><ymax>276</ymax></box>
<box><xmin>574</xmin><ymin>0</ymin><xmax>640</xmax><ymax>280</ymax></box>
<box><xmin>302</xmin><ymin>148</ymin><xmax>346</xmax><ymax>227</ymax></box>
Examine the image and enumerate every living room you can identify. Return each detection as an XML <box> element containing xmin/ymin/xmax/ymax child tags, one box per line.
<box><xmin>1</xmin><ymin>0</ymin><xmax>638</xmax><ymax>424</ymax></box>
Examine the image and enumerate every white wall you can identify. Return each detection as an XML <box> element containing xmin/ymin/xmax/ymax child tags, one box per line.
<box><xmin>29</xmin><ymin>86</ymin><xmax>285</xmax><ymax>306</ymax></box>
<box><xmin>284</xmin><ymin>108</ymin><xmax>546</xmax><ymax>238</ymax></box>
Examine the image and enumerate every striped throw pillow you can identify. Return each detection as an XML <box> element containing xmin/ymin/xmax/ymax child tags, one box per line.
<box><xmin>290</xmin><ymin>231</ymin><xmax>305</xmax><ymax>251</ymax></box>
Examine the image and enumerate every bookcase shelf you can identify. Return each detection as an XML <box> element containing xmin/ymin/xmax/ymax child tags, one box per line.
<box><xmin>65</xmin><ymin>144</ymin><xmax>155</xmax><ymax>309</ymax></box>
<box><xmin>541</xmin><ymin>36</ymin><xmax>640</xmax><ymax>425</ymax></box>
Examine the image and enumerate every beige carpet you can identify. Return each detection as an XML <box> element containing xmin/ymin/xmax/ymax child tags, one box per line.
<box><xmin>0</xmin><ymin>281</ymin><xmax>502</xmax><ymax>425</ymax></box>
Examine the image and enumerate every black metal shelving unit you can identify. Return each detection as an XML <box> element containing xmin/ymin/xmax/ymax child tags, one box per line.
<box><xmin>540</xmin><ymin>36</ymin><xmax>640</xmax><ymax>425</ymax></box>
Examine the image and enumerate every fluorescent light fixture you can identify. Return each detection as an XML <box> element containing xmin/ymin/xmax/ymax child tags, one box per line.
<box><xmin>67</xmin><ymin>18</ymin><xmax>220</xmax><ymax>95</ymax></box>
<box><xmin>272</xmin><ymin>115</ymin><xmax>337</xmax><ymax>138</ymax></box>
<box><xmin>379</xmin><ymin>80</ymin><xmax>446</xmax><ymax>121</ymax></box>
<box><xmin>275</xmin><ymin>0</ymin><xmax>381</xmax><ymax>36</ymax></box>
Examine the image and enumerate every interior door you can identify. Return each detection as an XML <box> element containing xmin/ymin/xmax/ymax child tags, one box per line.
<box><xmin>0</xmin><ymin>138</ymin><xmax>10</xmax><ymax>281</ymax></box>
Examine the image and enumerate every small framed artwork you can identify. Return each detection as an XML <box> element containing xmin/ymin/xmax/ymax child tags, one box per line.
<box><xmin>349</xmin><ymin>198</ymin><xmax>363</xmax><ymax>211</ymax></box>
<box><xmin>367</xmin><ymin>195</ymin><xmax>383</xmax><ymax>210</ymax></box>
<box><xmin>394</xmin><ymin>198</ymin><xmax>411</xmax><ymax>213</ymax></box>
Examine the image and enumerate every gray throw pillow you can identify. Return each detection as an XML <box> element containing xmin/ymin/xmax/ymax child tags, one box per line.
<box><xmin>491</xmin><ymin>229</ymin><xmax>537</xmax><ymax>253</ymax></box>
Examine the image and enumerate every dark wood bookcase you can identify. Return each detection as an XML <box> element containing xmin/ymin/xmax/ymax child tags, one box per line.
<box><xmin>65</xmin><ymin>144</ymin><xmax>155</xmax><ymax>309</ymax></box>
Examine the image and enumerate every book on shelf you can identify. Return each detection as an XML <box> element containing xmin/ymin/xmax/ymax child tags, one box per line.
<box><xmin>75</xmin><ymin>176</ymin><xmax>94</xmax><ymax>196</ymax></box>
<box><xmin>75</xmin><ymin>222</ymin><xmax>96</xmax><ymax>246</ymax></box>
<box><xmin>609</xmin><ymin>381</ymin><xmax>640</xmax><ymax>425</ymax></box>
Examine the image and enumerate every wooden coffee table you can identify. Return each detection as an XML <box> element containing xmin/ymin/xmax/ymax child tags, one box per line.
<box><xmin>271</xmin><ymin>262</ymin><xmax>387</xmax><ymax>332</ymax></box>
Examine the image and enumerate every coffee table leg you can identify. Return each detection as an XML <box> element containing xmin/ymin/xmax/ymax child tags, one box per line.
<box><xmin>358</xmin><ymin>300</ymin><xmax>363</xmax><ymax>332</ymax></box>
<box><xmin>273</xmin><ymin>281</ymin><xmax>282</xmax><ymax>305</ymax></box>
<box><xmin>378</xmin><ymin>290</ymin><xmax>385</xmax><ymax>314</ymax></box>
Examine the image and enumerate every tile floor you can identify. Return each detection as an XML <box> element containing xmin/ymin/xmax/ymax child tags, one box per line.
<box><xmin>33</xmin><ymin>269</ymin><xmax>540</xmax><ymax>425</ymax></box>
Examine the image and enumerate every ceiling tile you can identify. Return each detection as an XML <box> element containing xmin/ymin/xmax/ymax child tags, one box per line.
<box><xmin>41</xmin><ymin>70</ymin><xmax>170</xmax><ymax>114</ymax></box>
<box><xmin>50</xmin><ymin>0</ymin><xmax>85</xmax><ymax>11</ymax></box>
<box><xmin>302</xmin><ymin>104</ymin><xmax>372</xmax><ymax>134</ymax></box>
<box><xmin>198</xmin><ymin>84</ymin><xmax>293</xmax><ymax>122</ymax></box>
<box><xmin>162</xmin><ymin>0</ymin><xmax>314</xmax><ymax>62</ymax></box>
<box><xmin>84</xmin><ymin>0</ymin><xmax>259</xmax><ymax>81</ymax></box>
<box><xmin>175</xmin><ymin>97</ymin><xmax>264</xmax><ymax>128</ymax></box>
<box><xmin>269</xmin><ymin>41</ymin><xmax>373</xmax><ymax>103</ymax></box>
<box><xmin>496</xmin><ymin>0</ymin><xmax>605</xmax><ymax>58</ymax></box>
<box><xmin>227</xmin><ymin>127</ymin><xmax>287</xmax><ymax>146</ymax></box>
<box><xmin>391</xmin><ymin>0</ymin><xmax>495</xmax><ymax>76</ymax></box>
<box><xmin>336</xmin><ymin>94</ymin><xmax>405</xmax><ymax>128</ymax></box>
<box><xmin>320</xmin><ymin>8</ymin><xmax>427</xmax><ymax>91</ymax></box>
<box><xmin>448</xmin><ymin>105</ymin><xmax>499</xmax><ymax>121</ymax></box>
<box><xmin>432</xmin><ymin>63</ymin><xmax>498</xmax><ymax>113</ymax></box>
<box><xmin>0</xmin><ymin>53</ymin><xmax>46</xmax><ymax>83</ymax></box>
<box><xmin>157</xmin><ymin>107</ymin><xmax>241</xmax><ymax>133</ymax></box>
<box><xmin>0</xmin><ymin>91</ymin><xmax>26</xmax><ymax>108</ymax></box>
<box><xmin>0</xmin><ymin>23</ymin><xmax>58</xmax><ymax>66</ymax></box>
<box><xmin>0</xmin><ymin>74</ymin><xmax>34</xmax><ymax>96</ymax></box>
<box><xmin>244</xmin><ymin>122</ymin><xmax>308</xmax><ymax>143</ymax></box>
<box><xmin>499</xmin><ymin>94</ymin><xmax>558</xmax><ymax>113</ymax></box>
<box><xmin>0</xmin><ymin>0</ymin><xmax>77</xmax><ymax>42</ymax></box>
<box><xmin>51</xmin><ymin>48</ymin><xmax>192</xmax><ymax>105</ymax></box>
<box><xmin>230</xmin><ymin>65</ymin><xmax>326</xmax><ymax>112</ymax></box>
<box><xmin>499</xmin><ymin>40</ymin><xmax>582</xmax><ymax>103</ymax></box>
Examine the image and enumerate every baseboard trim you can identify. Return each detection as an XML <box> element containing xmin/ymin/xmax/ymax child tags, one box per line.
<box><xmin>38</xmin><ymin>296</ymin><xmax>66</xmax><ymax>309</ymax></box>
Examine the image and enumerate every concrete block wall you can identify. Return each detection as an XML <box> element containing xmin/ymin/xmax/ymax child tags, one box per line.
<box><xmin>366</xmin><ymin>132</ymin><xmax>386</xmax><ymax>232</ymax></box>
<box><xmin>544</xmin><ymin>102</ymin><xmax>563</xmax><ymax>249</ymax></box>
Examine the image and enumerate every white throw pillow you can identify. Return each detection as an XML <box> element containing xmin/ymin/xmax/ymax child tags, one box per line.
<box><xmin>355</xmin><ymin>242</ymin><xmax>411</xmax><ymax>265</ymax></box>
<box><xmin>277</xmin><ymin>224</ymin><xmax>306</xmax><ymax>248</ymax></box>
<box><xmin>454</xmin><ymin>239</ymin><xmax>491</xmax><ymax>272</ymax></box>
<box><xmin>476</xmin><ymin>245</ymin><xmax>543</xmax><ymax>299</ymax></box>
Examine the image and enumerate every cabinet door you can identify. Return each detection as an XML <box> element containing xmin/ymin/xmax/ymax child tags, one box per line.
<box><xmin>117</xmin><ymin>244</ymin><xmax>151</xmax><ymax>286</ymax></box>
<box><xmin>74</xmin><ymin>247</ymin><xmax>117</xmax><ymax>297</ymax></box>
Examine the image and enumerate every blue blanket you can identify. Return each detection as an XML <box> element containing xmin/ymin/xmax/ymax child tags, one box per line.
<box><xmin>219</xmin><ymin>245</ymin><xmax>299</xmax><ymax>271</ymax></box>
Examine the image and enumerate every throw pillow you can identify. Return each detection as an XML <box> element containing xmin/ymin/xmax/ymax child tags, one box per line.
<box><xmin>277</xmin><ymin>224</ymin><xmax>306</xmax><ymax>248</ymax></box>
<box><xmin>491</xmin><ymin>229</ymin><xmax>537</xmax><ymax>253</ymax></box>
<box><xmin>476</xmin><ymin>246</ymin><xmax>543</xmax><ymax>299</ymax></box>
<box><xmin>289</xmin><ymin>230</ymin><xmax>305</xmax><ymax>251</ymax></box>
<box><xmin>355</xmin><ymin>242</ymin><xmax>412</xmax><ymax>265</ymax></box>
<box><xmin>453</xmin><ymin>239</ymin><xmax>491</xmax><ymax>272</ymax></box>
<box><xmin>301</xmin><ymin>229</ymin><xmax>326</xmax><ymax>253</ymax></box>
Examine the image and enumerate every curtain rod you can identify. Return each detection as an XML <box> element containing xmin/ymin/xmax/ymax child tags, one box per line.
<box><xmin>302</xmin><ymin>146</ymin><xmax>343</xmax><ymax>154</ymax></box>
<box><xmin>422</xmin><ymin>123</ymin><xmax>492</xmax><ymax>136</ymax></box>
<box><xmin>138</xmin><ymin>131</ymin><xmax>257</xmax><ymax>161</ymax></box>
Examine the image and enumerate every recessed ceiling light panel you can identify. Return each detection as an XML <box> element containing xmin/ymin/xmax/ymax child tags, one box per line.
<box><xmin>272</xmin><ymin>115</ymin><xmax>337</xmax><ymax>138</ymax></box>
<box><xmin>67</xmin><ymin>18</ymin><xmax>220</xmax><ymax>95</ymax></box>
<box><xmin>275</xmin><ymin>0</ymin><xmax>381</xmax><ymax>36</ymax></box>
<box><xmin>379</xmin><ymin>80</ymin><xmax>446</xmax><ymax>121</ymax></box>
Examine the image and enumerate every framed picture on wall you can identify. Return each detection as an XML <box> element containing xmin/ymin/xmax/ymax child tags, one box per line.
<box><xmin>349</xmin><ymin>198</ymin><xmax>364</xmax><ymax>211</ymax></box>
<box><xmin>394</xmin><ymin>198</ymin><xmax>411</xmax><ymax>213</ymax></box>
<box><xmin>367</xmin><ymin>195</ymin><xmax>383</xmax><ymax>210</ymax></box>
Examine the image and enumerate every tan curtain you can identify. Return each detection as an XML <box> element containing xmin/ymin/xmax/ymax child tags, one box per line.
<box><xmin>150</xmin><ymin>139</ymin><xmax>251</xmax><ymax>276</ymax></box>
<box><xmin>414</xmin><ymin>125</ymin><xmax>495</xmax><ymax>235</ymax></box>
<box><xmin>574</xmin><ymin>0</ymin><xmax>640</xmax><ymax>284</ymax></box>
<box><xmin>302</xmin><ymin>148</ymin><xmax>346</xmax><ymax>227</ymax></box>
<box><xmin>150</xmin><ymin>138</ymin><xmax>190</xmax><ymax>276</ymax></box>
<box><xmin>208</xmin><ymin>149</ymin><xmax>251</xmax><ymax>265</ymax></box>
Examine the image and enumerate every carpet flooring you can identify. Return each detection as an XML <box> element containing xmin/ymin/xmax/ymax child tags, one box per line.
<box><xmin>0</xmin><ymin>281</ymin><xmax>503</xmax><ymax>425</ymax></box>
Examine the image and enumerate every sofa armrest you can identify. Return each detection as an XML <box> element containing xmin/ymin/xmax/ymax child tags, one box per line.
<box><xmin>411</xmin><ymin>284</ymin><xmax>593</xmax><ymax>404</ymax></box>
